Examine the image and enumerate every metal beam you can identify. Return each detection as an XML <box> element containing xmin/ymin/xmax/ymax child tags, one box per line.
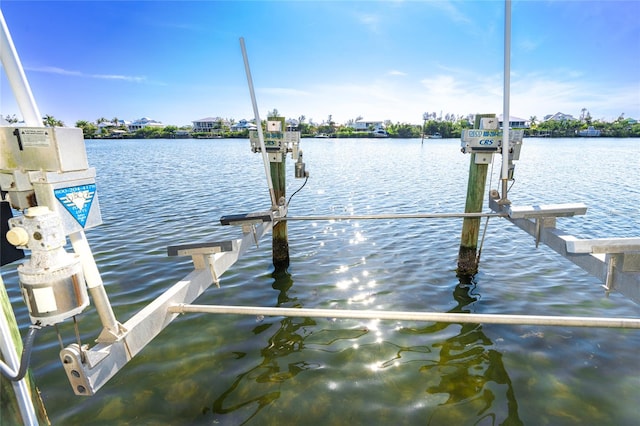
<box><xmin>490</xmin><ymin>198</ymin><xmax>640</xmax><ymax>304</ymax></box>
<box><xmin>280</xmin><ymin>212</ymin><xmax>506</xmax><ymax>221</ymax></box>
<box><xmin>168</xmin><ymin>304</ymin><xmax>640</xmax><ymax>329</ymax></box>
<box><xmin>60</xmin><ymin>220</ymin><xmax>273</xmax><ymax>396</ymax></box>
<box><xmin>565</xmin><ymin>238</ymin><xmax>640</xmax><ymax>254</ymax></box>
<box><xmin>507</xmin><ymin>203</ymin><xmax>587</xmax><ymax>219</ymax></box>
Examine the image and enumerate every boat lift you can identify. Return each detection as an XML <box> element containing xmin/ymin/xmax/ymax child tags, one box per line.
<box><xmin>1</xmin><ymin>3</ymin><xmax>639</xmax><ymax>414</ymax></box>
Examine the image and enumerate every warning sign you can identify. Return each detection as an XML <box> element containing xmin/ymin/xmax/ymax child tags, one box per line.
<box><xmin>54</xmin><ymin>184</ymin><xmax>97</xmax><ymax>227</ymax></box>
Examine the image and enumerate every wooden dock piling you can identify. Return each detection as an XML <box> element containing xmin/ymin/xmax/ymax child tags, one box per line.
<box><xmin>271</xmin><ymin>154</ymin><xmax>289</xmax><ymax>270</ymax></box>
<box><xmin>269</xmin><ymin>117</ymin><xmax>290</xmax><ymax>270</ymax></box>
<box><xmin>457</xmin><ymin>114</ymin><xmax>495</xmax><ymax>277</ymax></box>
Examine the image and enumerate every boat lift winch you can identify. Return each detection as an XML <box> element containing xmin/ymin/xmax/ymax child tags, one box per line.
<box><xmin>1</xmin><ymin>6</ymin><xmax>639</xmax><ymax>417</ymax></box>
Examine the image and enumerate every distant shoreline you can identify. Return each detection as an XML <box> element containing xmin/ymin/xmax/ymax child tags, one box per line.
<box><xmin>85</xmin><ymin>133</ymin><xmax>639</xmax><ymax>140</ymax></box>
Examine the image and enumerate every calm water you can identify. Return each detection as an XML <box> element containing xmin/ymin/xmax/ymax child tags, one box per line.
<box><xmin>2</xmin><ymin>137</ymin><xmax>639</xmax><ymax>425</ymax></box>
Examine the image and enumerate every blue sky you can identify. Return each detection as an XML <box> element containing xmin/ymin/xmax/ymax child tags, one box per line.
<box><xmin>1</xmin><ymin>0</ymin><xmax>639</xmax><ymax>127</ymax></box>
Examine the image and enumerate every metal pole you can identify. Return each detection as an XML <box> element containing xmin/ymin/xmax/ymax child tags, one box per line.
<box><xmin>501</xmin><ymin>0</ymin><xmax>512</xmax><ymax>203</ymax></box>
<box><xmin>0</xmin><ymin>278</ymin><xmax>39</xmax><ymax>425</ymax></box>
<box><xmin>280</xmin><ymin>212</ymin><xmax>506</xmax><ymax>221</ymax></box>
<box><xmin>239</xmin><ymin>37</ymin><xmax>277</xmax><ymax>208</ymax></box>
<box><xmin>0</xmin><ymin>10</ymin><xmax>42</xmax><ymax>127</ymax></box>
<box><xmin>169</xmin><ymin>304</ymin><xmax>640</xmax><ymax>329</ymax></box>
<box><xmin>69</xmin><ymin>231</ymin><xmax>121</xmax><ymax>342</ymax></box>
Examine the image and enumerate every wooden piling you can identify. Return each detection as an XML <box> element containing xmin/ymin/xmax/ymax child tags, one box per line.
<box><xmin>457</xmin><ymin>114</ymin><xmax>495</xmax><ymax>277</ymax></box>
<box><xmin>271</xmin><ymin>158</ymin><xmax>289</xmax><ymax>269</ymax></box>
<box><xmin>270</xmin><ymin>117</ymin><xmax>290</xmax><ymax>270</ymax></box>
<box><xmin>1</xmin><ymin>275</ymin><xmax>50</xmax><ymax>425</ymax></box>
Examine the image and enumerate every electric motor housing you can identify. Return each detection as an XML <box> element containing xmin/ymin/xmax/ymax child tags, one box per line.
<box><xmin>7</xmin><ymin>206</ymin><xmax>89</xmax><ymax>326</ymax></box>
<box><xmin>18</xmin><ymin>254</ymin><xmax>88</xmax><ymax>326</ymax></box>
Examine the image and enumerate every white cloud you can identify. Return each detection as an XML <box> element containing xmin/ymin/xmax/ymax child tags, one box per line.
<box><xmin>27</xmin><ymin>65</ymin><xmax>148</xmax><ymax>83</ymax></box>
<box><xmin>93</xmin><ymin>74</ymin><xmax>147</xmax><ymax>83</ymax></box>
<box><xmin>359</xmin><ymin>14</ymin><xmax>381</xmax><ymax>32</ymax></box>
<box><xmin>429</xmin><ymin>1</ymin><xmax>472</xmax><ymax>25</ymax></box>
<box><xmin>27</xmin><ymin>66</ymin><xmax>82</xmax><ymax>76</ymax></box>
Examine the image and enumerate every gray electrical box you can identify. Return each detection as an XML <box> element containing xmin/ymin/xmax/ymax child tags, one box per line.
<box><xmin>0</xmin><ymin>127</ymin><xmax>89</xmax><ymax>172</ymax></box>
<box><xmin>0</xmin><ymin>126</ymin><xmax>102</xmax><ymax>233</ymax></box>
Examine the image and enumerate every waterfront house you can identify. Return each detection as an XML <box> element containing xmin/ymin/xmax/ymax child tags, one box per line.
<box><xmin>192</xmin><ymin>117</ymin><xmax>230</xmax><ymax>134</ymax></box>
<box><xmin>543</xmin><ymin>112</ymin><xmax>576</xmax><ymax>122</ymax></box>
<box><xmin>230</xmin><ymin>119</ymin><xmax>257</xmax><ymax>132</ymax></box>
<box><xmin>497</xmin><ymin>114</ymin><xmax>529</xmax><ymax>129</ymax></box>
<box><xmin>128</xmin><ymin>117</ymin><xmax>164</xmax><ymax>132</ymax></box>
<box><xmin>350</xmin><ymin>118</ymin><xmax>385</xmax><ymax>132</ymax></box>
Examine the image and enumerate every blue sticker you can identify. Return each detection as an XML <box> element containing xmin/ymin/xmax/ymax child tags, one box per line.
<box><xmin>54</xmin><ymin>184</ymin><xmax>97</xmax><ymax>227</ymax></box>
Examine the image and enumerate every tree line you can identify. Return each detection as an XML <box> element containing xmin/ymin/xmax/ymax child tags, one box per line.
<box><xmin>3</xmin><ymin>113</ymin><xmax>639</xmax><ymax>139</ymax></box>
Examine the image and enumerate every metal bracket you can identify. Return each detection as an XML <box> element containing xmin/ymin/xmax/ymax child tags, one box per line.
<box><xmin>220</xmin><ymin>211</ymin><xmax>273</xmax><ymax>226</ymax></box>
<box><xmin>167</xmin><ymin>241</ymin><xmax>235</xmax><ymax>287</ymax></box>
<box><xmin>507</xmin><ymin>203</ymin><xmax>587</xmax><ymax>219</ymax></box>
<box><xmin>534</xmin><ymin>217</ymin><xmax>556</xmax><ymax>248</ymax></box>
<box><xmin>241</xmin><ymin>224</ymin><xmax>259</xmax><ymax>248</ymax></box>
<box><xmin>167</xmin><ymin>241</ymin><xmax>234</xmax><ymax>257</ymax></box>
<box><xmin>565</xmin><ymin>238</ymin><xmax>640</xmax><ymax>254</ymax></box>
<box><xmin>603</xmin><ymin>254</ymin><xmax>618</xmax><ymax>296</ymax></box>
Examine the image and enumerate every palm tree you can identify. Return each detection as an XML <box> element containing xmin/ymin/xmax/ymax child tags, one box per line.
<box><xmin>580</xmin><ymin>108</ymin><xmax>588</xmax><ymax>121</ymax></box>
<box><xmin>267</xmin><ymin>109</ymin><xmax>279</xmax><ymax>118</ymax></box>
<box><xmin>4</xmin><ymin>114</ymin><xmax>19</xmax><ymax>124</ymax></box>
<box><xmin>75</xmin><ymin>120</ymin><xmax>97</xmax><ymax>138</ymax></box>
<box><xmin>43</xmin><ymin>114</ymin><xmax>64</xmax><ymax>127</ymax></box>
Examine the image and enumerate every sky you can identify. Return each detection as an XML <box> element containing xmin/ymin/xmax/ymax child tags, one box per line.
<box><xmin>1</xmin><ymin>0</ymin><xmax>639</xmax><ymax>127</ymax></box>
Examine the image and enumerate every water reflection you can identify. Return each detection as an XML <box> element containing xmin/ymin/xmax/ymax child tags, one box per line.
<box><xmin>210</xmin><ymin>268</ymin><xmax>523</xmax><ymax>425</ymax></box>
<box><xmin>211</xmin><ymin>315</ymin><xmax>319</xmax><ymax>424</ymax></box>
<box><xmin>402</xmin><ymin>280</ymin><xmax>523</xmax><ymax>425</ymax></box>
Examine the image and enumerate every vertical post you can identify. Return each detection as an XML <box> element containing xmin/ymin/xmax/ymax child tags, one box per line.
<box><xmin>270</xmin><ymin>117</ymin><xmax>289</xmax><ymax>269</ymax></box>
<box><xmin>0</xmin><ymin>10</ymin><xmax>42</xmax><ymax>127</ymax></box>
<box><xmin>457</xmin><ymin>114</ymin><xmax>495</xmax><ymax>277</ymax></box>
<box><xmin>500</xmin><ymin>0</ymin><xmax>512</xmax><ymax>204</ymax></box>
<box><xmin>240</xmin><ymin>37</ymin><xmax>277</xmax><ymax>208</ymax></box>
<box><xmin>1</xmin><ymin>13</ymin><xmax>49</xmax><ymax>422</ymax></box>
<box><xmin>1</xmin><ymin>276</ymin><xmax>50</xmax><ymax>426</ymax></box>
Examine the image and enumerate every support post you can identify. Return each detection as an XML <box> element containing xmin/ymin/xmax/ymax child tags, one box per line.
<box><xmin>457</xmin><ymin>114</ymin><xmax>494</xmax><ymax>277</ymax></box>
<box><xmin>270</xmin><ymin>117</ymin><xmax>289</xmax><ymax>269</ymax></box>
<box><xmin>1</xmin><ymin>275</ymin><xmax>50</xmax><ymax>425</ymax></box>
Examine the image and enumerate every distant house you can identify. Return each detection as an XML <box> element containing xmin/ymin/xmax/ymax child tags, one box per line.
<box><xmin>230</xmin><ymin>119</ymin><xmax>257</xmax><ymax>132</ymax></box>
<box><xmin>98</xmin><ymin>119</ymin><xmax>131</xmax><ymax>132</ymax></box>
<box><xmin>192</xmin><ymin>117</ymin><xmax>230</xmax><ymax>134</ymax></box>
<box><xmin>497</xmin><ymin>115</ymin><xmax>529</xmax><ymax>129</ymax></box>
<box><xmin>128</xmin><ymin>117</ymin><xmax>163</xmax><ymax>132</ymax></box>
<box><xmin>286</xmin><ymin>118</ymin><xmax>299</xmax><ymax>130</ymax></box>
<box><xmin>544</xmin><ymin>112</ymin><xmax>576</xmax><ymax>122</ymax></box>
<box><xmin>350</xmin><ymin>119</ymin><xmax>384</xmax><ymax>132</ymax></box>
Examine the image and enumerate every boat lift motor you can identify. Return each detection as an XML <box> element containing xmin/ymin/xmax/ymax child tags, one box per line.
<box><xmin>1</xmin><ymin>126</ymin><xmax>102</xmax><ymax>326</ymax></box>
<box><xmin>6</xmin><ymin>206</ymin><xmax>88</xmax><ymax>326</ymax></box>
